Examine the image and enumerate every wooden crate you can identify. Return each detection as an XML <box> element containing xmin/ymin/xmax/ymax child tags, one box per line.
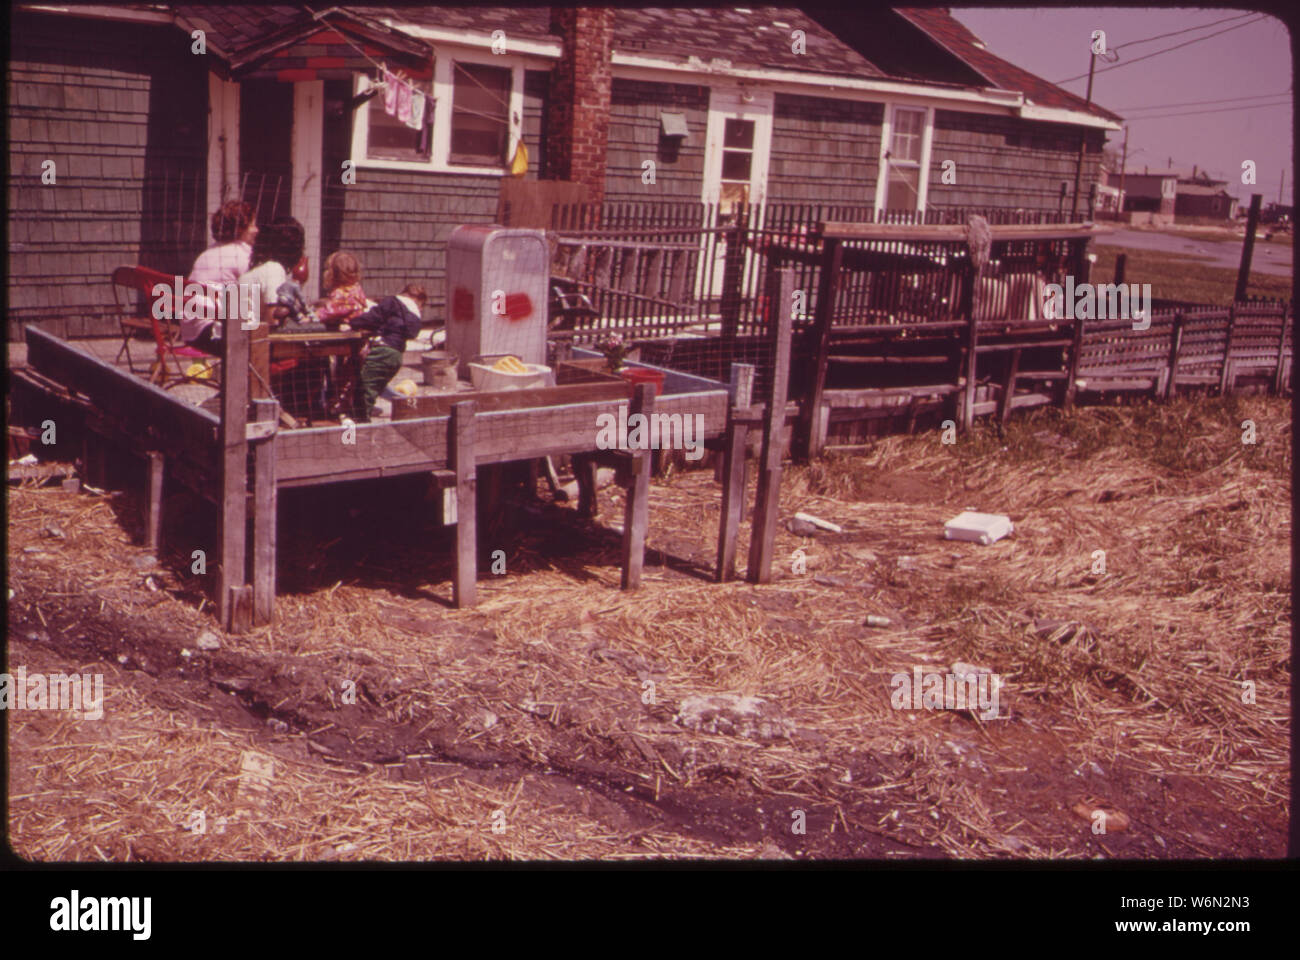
<box><xmin>391</xmin><ymin>360</ymin><xmax>631</xmax><ymax>421</ymax></box>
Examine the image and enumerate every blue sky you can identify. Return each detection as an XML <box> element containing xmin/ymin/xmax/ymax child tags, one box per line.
<box><xmin>952</xmin><ymin>7</ymin><xmax>1293</xmax><ymax>204</ymax></box>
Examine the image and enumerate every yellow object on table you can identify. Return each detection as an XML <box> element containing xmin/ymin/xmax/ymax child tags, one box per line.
<box><xmin>491</xmin><ymin>355</ymin><xmax>528</xmax><ymax>373</ymax></box>
<box><xmin>392</xmin><ymin>379</ymin><xmax>417</xmax><ymax>397</ymax></box>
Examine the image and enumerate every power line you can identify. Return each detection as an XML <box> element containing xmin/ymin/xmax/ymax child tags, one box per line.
<box><xmin>1124</xmin><ymin>98</ymin><xmax>1291</xmax><ymax>121</ymax></box>
<box><xmin>1055</xmin><ymin>16</ymin><xmax>1267</xmax><ymax>84</ymax></box>
<box><xmin>1116</xmin><ymin>89</ymin><xmax>1292</xmax><ymax>112</ymax></box>
<box><xmin>1102</xmin><ymin>11</ymin><xmax>1258</xmax><ymax>52</ymax></box>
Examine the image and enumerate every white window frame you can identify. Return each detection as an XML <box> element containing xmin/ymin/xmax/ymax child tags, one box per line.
<box><xmin>874</xmin><ymin>103</ymin><xmax>934</xmax><ymax>215</ymax></box>
<box><xmin>350</xmin><ymin>47</ymin><xmax>526</xmax><ymax>176</ymax></box>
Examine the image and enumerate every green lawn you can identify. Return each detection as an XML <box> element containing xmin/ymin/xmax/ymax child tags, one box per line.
<box><xmin>1091</xmin><ymin>244</ymin><xmax>1292</xmax><ymax>306</ymax></box>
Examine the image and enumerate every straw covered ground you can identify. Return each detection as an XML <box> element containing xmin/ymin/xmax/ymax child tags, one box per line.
<box><xmin>6</xmin><ymin>393</ymin><xmax>1291</xmax><ymax>860</ymax></box>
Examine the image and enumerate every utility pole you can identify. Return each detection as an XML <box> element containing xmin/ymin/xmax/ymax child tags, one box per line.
<box><xmin>1069</xmin><ymin>48</ymin><xmax>1098</xmax><ymax>220</ymax></box>
<box><xmin>1118</xmin><ymin>126</ymin><xmax>1129</xmax><ymax>214</ymax></box>
<box><xmin>1280</xmin><ymin>168</ymin><xmax>1286</xmax><ymax>205</ymax></box>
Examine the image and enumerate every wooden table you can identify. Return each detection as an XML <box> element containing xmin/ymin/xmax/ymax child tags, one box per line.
<box><xmin>265</xmin><ymin>330</ymin><xmax>368</xmax><ymax>424</ymax></box>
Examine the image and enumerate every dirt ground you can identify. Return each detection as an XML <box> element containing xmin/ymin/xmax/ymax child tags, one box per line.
<box><xmin>5</xmin><ymin>394</ymin><xmax>1290</xmax><ymax>861</ymax></box>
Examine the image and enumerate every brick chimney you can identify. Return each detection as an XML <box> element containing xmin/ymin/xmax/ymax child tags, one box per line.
<box><xmin>546</xmin><ymin>7</ymin><xmax>613</xmax><ymax>204</ymax></box>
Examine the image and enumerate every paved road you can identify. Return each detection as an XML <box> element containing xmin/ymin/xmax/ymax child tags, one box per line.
<box><xmin>1093</xmin><ymin>227</ymin><xmax>1293</xmax><ymax>278</ymax></box>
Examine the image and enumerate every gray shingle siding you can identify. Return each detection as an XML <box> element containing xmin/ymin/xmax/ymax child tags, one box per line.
<box><xmin>604</xmin><ymin>78</ymin><xmax>709</xmax><ymax>202</ymax></box>
<box><xmin>8</xmin><ymin>12</ymin><xmax>207</xmax><ymax>340</ymax></box>
<box><xmin>926</xmin><ymin>110</ymin><xmax>1105</xmax><ymax>211</ymax></box>
<box><xmin>767</xmin><ymin>93</ymin><xmax>882</xmax><ymax>204</ymax></box>
<box><xmin>325</xmin><ymin>170</ymin><xmax>499</xmax><ymax>320</ymax></box>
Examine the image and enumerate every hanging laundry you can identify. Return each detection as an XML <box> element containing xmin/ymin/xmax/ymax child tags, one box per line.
<box><xmin>382</xmin><ymin>70</ymin><xmax>398</xmax><ymax>116</ymax></box>
<box><xmin>407</xmin><ymin>91</ymin><xmax>425</xmax><ymax>130</ymax></box>
<box><xmin>396</xmin><ymin>80</ymin><xmax>413</xmax><ymax>124</ymax></box>
<box><xmin>418</xmin><ymin>98</ymin><xmax>434</xmax><ymax>154</ymax></box>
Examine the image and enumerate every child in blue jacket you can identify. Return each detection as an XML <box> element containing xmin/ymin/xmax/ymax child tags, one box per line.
<box><xmin>350</xmin><ymin>284</ymin><xmax>427</xmax><ymax>421</ymax></box>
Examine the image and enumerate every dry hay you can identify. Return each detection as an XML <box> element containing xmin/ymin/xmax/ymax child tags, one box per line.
<box><xmin>6</xmin><ymin>392</ymin><xmax>1291</xmax><ymax>860</ymax></box>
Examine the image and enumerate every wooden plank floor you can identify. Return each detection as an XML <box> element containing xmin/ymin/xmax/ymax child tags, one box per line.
<box><xmin>12</xmin><ymin>336</ymin><xmax>446</xmax><ymax>424</ymax></box>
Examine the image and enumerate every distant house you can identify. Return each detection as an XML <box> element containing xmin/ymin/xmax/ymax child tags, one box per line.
<box><xmin>1262</xmin><ymin>202</ymin><xmax>1293</xmax><ymax>223</ymax></box>
<box><xmin>1175</xmin><ymin>183</ymin><xmax>1238</xmax><ymax>220</ymax></box>
<box><xmin>8</xmin><ymin>4</ymin><xmax>1122</xmax><ymax>340</ymax></box>
<box><xmin>1121</xmin><ymin>170</ymin><xmax>1178</xmax><ymax>219</ymax></box>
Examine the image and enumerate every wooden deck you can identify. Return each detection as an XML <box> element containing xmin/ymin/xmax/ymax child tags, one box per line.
<box><xmin>15</xmin><ymin>321</ymin><xmax>781</xmax><ymax>634</ymax></box>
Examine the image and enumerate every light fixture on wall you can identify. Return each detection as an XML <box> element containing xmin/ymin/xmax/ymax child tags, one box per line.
<box><xmin>740</xmin><ymin>84</ymin><xmax>754</xmax><ymax>104</ymax></box>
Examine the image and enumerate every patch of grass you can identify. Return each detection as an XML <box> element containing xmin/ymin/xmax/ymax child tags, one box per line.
<box><xmin>1091</xmin><ymin>244</ymin><xmax>1292</xmax><ymax>305</ymax></box>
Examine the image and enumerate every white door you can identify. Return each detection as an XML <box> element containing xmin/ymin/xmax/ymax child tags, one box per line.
<box><xmin>701</xmin><ymin>88</ymin><xmax>773</xmax><ymax>304</ymax></box>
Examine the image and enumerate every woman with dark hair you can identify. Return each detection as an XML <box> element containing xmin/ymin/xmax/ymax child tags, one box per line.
<box><xmin>240</xmin><ymin>217</ymin><xmax>307</xmax><ymax>330</ymax></box>
<box><xmin>184</xmin><ymin>200</ymin><xmax>258</xmax><ymax>351</ymax></box>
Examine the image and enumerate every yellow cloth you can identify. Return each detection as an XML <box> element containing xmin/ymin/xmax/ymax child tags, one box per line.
<box><xmin>510</xmin><ymin>139</ymin><xmax>528</xmax><ymax>177</ymax></box>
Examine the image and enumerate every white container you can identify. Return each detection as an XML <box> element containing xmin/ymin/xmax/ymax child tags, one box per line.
<box><xmin>468</xmin><ymin>361</ymin><xmax>551</xmax><ymax>392</ymax></box>
<box><xmin>445</xmin><ymin>225</ymin><xmax>550</xmax><ymax>379</ymax></box>
<box><xmin>943</xmin><ymin>511</ymin><xmax>1014</xmax><ymax>545</ymax></box>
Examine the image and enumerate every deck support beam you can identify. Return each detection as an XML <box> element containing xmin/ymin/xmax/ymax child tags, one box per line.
<box><xmin>251</xmin><ymin>398</ymin><xmax>280</xmax><ymax>626</ymax></box>
<box><xmin>145</xmin><ymin>450</ymin><xmax>164</xmax><ymax>553</ymax></box>
<box><xmin>218</xmin><ymin>314</ymin><xmax>251</xmax><ymax>632</ymax></box>
<box><xmin>451</xmin><ymin>401</ymin><xmax>478</xmax><ymax>608</ymax></box>
<box><xmin>747</xmin><ymin>268</ymin><xmax>794</xmax><ymax>584</ymax></box>
<box><xmin>620</xmin><ymin>383</ymin><xmax>655</xmax><ymax>590</ymax></box>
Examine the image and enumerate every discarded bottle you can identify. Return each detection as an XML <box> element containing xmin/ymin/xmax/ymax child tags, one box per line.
<box><xmin>864</xmin><ymin>615</ymin><xmax>892</xmax><ymax>628</ymax></box>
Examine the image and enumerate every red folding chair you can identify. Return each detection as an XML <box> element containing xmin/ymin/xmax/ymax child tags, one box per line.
<box><xmin>112</xmin><ymin>265</ymin><xmax>160</xmax><ymax>373</ymax></box>
<box><xmin>114</xmin><ymin>265</ymin><xmax>220</xmax><ymax>390</ymax></box>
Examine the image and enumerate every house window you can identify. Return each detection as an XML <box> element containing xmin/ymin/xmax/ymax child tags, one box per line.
<box><xmin>450</xmin><ymin>62</ymin><xmax>511</xmax><ymax>166</ymax></box>
<box><xmin>719</xmin><ymin>118</ymin><xmax>755</xmax><ymax>211</ymax></box>
<box><xmin>885</xmin><ymin>107</ymin><xmax>925</xmax><ymax>210</ymax></box>
<box><xmin>365</xmin><ymin>77</ymin><xmax>432</xmax><ymax>162</ymax></box>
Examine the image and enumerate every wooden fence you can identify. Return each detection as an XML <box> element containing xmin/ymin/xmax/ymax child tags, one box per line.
<box><xmin>546</xmin><ymin>201</ymin><xmax>1075</xmax><ymax>342</ymax></box>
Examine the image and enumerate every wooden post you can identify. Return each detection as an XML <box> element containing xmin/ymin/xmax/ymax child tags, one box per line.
<box><xmin>621</xmin><ymin>382</ymin><xmax>654</xmax><ymax>590</ymax></box>
<box><xmin>1113</xmin><ymin>252</ymin><xmax>1127</xmax><ymax>286</ymax></box>
<box><xmin>451</xmin><ymin>400</ymin><xmax>477</xmax><ymax>608</ymax></box>
<box><xmin>998</xmin><ymin>348</ymin><xmax>1021</xmax><ymax>428</ymax></box>
<box><xmin>1164</xmin><ymin>311</ymin><xmax>1185</xmax><ymax>401</ymax></box>
<box><xmin>1065</xmin><ymin>238</ymin><xmax>1091</xmax><ymax>409</ymax></box>
<box><xmin>959</xmin><ymin>261</ymin><xmax>979</xmax><ymax>429</ymax></box>
<box><xmin>251</xmin><ymin>398</ymin><xmax>279</xmax><ymax>626</ymax></box>
<box><xmin>716</xmin><ymin>417</ymin><xmax>749</xmax><ymax>582</ymax></box>
<box><xmin>728</xmin><ymin>361</ymin><xmax>756</xmax><ymax>410</ymax></box>
<box><xmin>145</xmin><ymin>450</ymin><xmax>164</xmax><ymax>553</ymax></box>
<box><xmin>248</xmin><ymin>321</ymin><xmax>271</xmax><ymax>401</ymax></box>
<box><xmin>573</xmin><ymin>453</ymin><xmax>599</xmax><ymax>518</ymax></box>
<box><xmin>1273</xmin><ymin>301</ymin><xmax>1290</xmax><ymax>395</ymax></box>
<box><xmin>715</xmin><ymin>361</ymin><xmax>756</xmax><ymax>483</ymax></box>
<box><xmin>716</xmin><ymin>361</ymin><xmax>755</xmax><ymax>582</ymax></box>
<box><xmin>747</xmin><ymin>268</ymin><xmax>794</xmax><ymax>584</ymax></box>
<box><xmin>802</xmin><ymin>243</ymin><xmax>840</xmax><ymax>459</ymax></box>
<box><xmin>218</xmin><ymin>311</ymin><xmax>250</xmax><ymax>632</ymax></box>
<box><xmin>1235</xmin><ymin>194</ymin><xmax>1263</xmax><ymax>303</ymax></box>
<box><xmin>1219</xmin><ymin>304</ymin><xmax>1237</xmax><ymax>395</ymax></box>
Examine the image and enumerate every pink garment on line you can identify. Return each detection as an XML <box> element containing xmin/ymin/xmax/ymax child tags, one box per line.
<box><xmin>382</xmin><ymin>71</ymin><xmax>398</xmax><ymax>116</ymax></box>
<box><xmin>396</xmin><ymin>80</ymin><xmax>412</xmax><ymax>123</ymax></box>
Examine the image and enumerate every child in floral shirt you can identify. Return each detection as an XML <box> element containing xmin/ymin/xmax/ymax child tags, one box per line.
<box><xmin>316</xmin><ymin>252</ymin><xmax>369</xmax><ymax>328</ymax></box>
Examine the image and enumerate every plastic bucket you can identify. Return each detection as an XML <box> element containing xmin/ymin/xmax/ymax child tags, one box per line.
<box><xmin>620</xmin><ymin>366</ymin><xmax>665</xmax><ymax>396</ymax></box>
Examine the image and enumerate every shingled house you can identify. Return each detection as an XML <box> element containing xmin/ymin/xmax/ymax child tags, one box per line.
<box><xmin>7</xmin><ymin>4</ymin><xmax>1122</xmax><ymax>340</ymax></box>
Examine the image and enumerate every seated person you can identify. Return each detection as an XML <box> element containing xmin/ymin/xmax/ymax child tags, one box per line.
<box><xmin>274</xmin><ymin>276</ymin><xmax>325</xmax><ymax>332</ymax></box>
<box><xmin>184</xmin><ymin>200</ymin><xmax>258</xmax><ymax>352</ymax></box>
<box><xmin>351</xmin><ymin>284</ymin><xmax>427</xmax><ymax>422</ymax></box>
<box><xmin>240</xmin><ymin>217</ymin><xmax>308</xmax><ymax>330</ymax></box>
<box><xmin>315</xmin><ymin>252</ymin><xmax>369</xmax><ymax>328</ymax></box>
